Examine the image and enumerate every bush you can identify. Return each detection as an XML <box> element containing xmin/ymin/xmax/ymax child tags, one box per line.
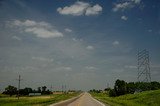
<box><xmin>109</xmin><ymin>89</ymin><xmax>116</xmax><ymax>97</ymax></box>
<box><xmin>114</xmin><ymin>79</ymin><xmax>127</xmax><ymax>96</ymax></box>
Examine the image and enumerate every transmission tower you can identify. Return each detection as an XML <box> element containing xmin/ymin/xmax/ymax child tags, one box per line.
<box><xmin>16</xmin><ymin>75</ymin><xmax>22</xmax><ymax>99</ymax></box>
<box><xmin>137</xmin><ymin>49</ymin><xmax>151</xmax><ymax>82</ymax></box>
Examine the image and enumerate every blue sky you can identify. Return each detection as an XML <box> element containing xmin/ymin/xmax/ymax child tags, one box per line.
<box><xmin>0</xmin><ymin>0</ymin><xmax>160</xmax><ymax>91</ymax></box>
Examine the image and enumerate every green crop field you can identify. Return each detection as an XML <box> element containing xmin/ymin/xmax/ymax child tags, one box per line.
<box><xmin>0</xmin><ymin>93</ymin><xmax>80</xmax><ymax>106</ymax></box>
<box><xmin>91</xmin><ymin>89</ymin><xmax>160</xmax><ymax>106</ymax></box>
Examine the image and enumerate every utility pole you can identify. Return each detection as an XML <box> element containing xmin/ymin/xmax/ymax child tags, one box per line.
<box><xmin>62</xmin><ymin>85</ymin><xmax>64</xmax><ymax>93</ymax></box>
<box><xmin>50</xmin><ymin>85</ymin><xmax>52</xmax><ymax>92</ymax></box>
<box><xmin>107</xmin><ymin>83</ymin><xmax>109</xmax><ymax>88</ymax></box>
<box><xmin>17</xmin><ymin>75</ymin><xmax>22</xmax><ymax>99</ymax></box>
<box><xmin>50</xmin><ymin>85</ymin><xmax>52</xmax><ymax>98</ymax></box>
<box><xmin>64</xmin><ymin>85</ymin><xmax>67</xmax><ymax>93</ymax></box>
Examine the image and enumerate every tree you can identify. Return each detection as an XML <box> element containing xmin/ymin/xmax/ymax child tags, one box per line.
<box><xmin>41</xmin><ymin>86</ymin><xmax>47</xmax><ymax>94</ymax></box>
<box><xmin>104</xmin><ymin>87</ymin><xmax>111</xmax><ymax>91</ymax></box>
<box><xmin>126</xmin><ymin>82</ymin><xmax>136</xmax><ymax>94</ymax></box>
<box><xmin>135</xmin><ymin>82</ymin><xmax>151</xmax><ymax>91</ymax></box>
<box><xmin>42</xmin><ymin>86</ymin><xmax>47</xmax><ymax>92</ymax></box>
<box><xmin>151</xmin><ymin>81</ymin><xmax>160</xmax><ymax>90</ymax></box>
<box><xmin>3</xmin><ymin>85</ymin><xmax>17</xmax><ymax>96</ymax></box>
<box><xmin>109</xmin><ymin>89</ymin><xmax>116</xmax><ymax>97</ymax></box>
<box><xmin>37</xmin><ymin>87</ymin><xmax>41</xmax><ymax>93</ymax></box>
<box><xmin>114</xmin><ymin>79</ymin><xmax>127</xmax><ymax>96</ymax></box>
<box><xmin>19</xmin><ymin>87</ymin><xmax>33</xmax><ymax>95</ymax></box>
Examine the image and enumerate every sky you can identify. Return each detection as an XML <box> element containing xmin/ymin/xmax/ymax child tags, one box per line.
<box><xmin>0</xmin><ymin>0</ymin><xmax>160</xmax><ymax>91</ymax></box>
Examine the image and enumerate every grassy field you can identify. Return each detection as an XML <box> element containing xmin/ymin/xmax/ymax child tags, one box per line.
<box><xmin>0</xmin><ymin>93</ymin><xmax>80</xmax><ymax>106</ymax></box>
<box><xmin>91</xmin><ymin>89</ymin><xmax>160</xmax><ymax>106</ymax></box>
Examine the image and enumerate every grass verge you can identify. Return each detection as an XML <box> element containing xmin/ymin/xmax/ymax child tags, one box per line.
<box><xmin>90</xmin><ymin>89</ymin><xmax>160</xmax><ymax>106</ymax></box>
<box><xmin>0</xmin><ymin>92</ymin><xmax>80</xmax><ymax>106</ymax></box>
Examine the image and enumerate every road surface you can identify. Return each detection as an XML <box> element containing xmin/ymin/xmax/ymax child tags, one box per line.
<box><xmin>68</xmin><ymin>92</ymin><xmax>106</xmax><ymax>106</ymax></box>
<box><xmin>50</xmin><ymin>92</ymin><xmax>107</xmax><ymax>106</ymax></box>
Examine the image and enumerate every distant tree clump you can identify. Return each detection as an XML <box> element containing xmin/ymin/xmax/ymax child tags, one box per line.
<box><xmin>151</xmin><ymin>81</ymin><xmax>160</xmax><ymax>90</ymax></box>
<box><xmin>108</xmin><ymin>79</ymin><xmax>160</xmax><ymax>97</ymax></box>
<box><xmin>36</xmin><ymin>86</ymin><xmax>51</xmax><ymax>95</ymax></box>
<box><xmin>104</xmin><ymin>87</ymin><xmax>111</xmax><ymax>91</ymax></box>
<box><xmin>89</xmin><ymin>89</ymin><xmax>102</xmax><ymax>93</ymax></box>
<box><xmin>37</xmin><ymin>87</ymin><xmax>41</xmax><ymax>93</ymax></box>
<box><xmin>3</xmin><ymin>85</ymin><xmax>17</xmax><ymax>96</ymax></box>
<box><xmin>3</xmin><ymin>85</ymin><xmax>51</xmax><ymax>96</ymax></box>
<box><xmin>114</xmin><ymin>79</ymin><xmax>127</xmax><ymax>96</ymax></box>
<box><xmin>126</xmin><ymin>82</ymin><xmax>136</xmax><ymax>94</ymax></box>
<box><xmin>109</xmin><ymin>89</ymin><xmax>116</xmax><ymax>97</ymax></box>
<box><xmin>19</xmin><ymin>87</ymin><xmax>33</xmax><ymax>95</ymax></box>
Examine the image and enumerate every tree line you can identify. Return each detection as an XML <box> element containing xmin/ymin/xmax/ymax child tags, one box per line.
<box><xmin>109</xmin><ymin>79</ymin><xmax>160</xmax><ymax>97</ymax></box>
<box><xmin>90</xmin><ymin>79</ymin><xmax>160</xmax><ymax>97</ymax></box>
<box><xmin>2</xmin><ymin>85</ymin><xmax>51</xmax><ymax>96</ymax></box>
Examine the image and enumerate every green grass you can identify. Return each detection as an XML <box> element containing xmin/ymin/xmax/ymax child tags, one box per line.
<box><xmin>0</xmin><ymin>93</ymin><xmax>80</xmax><ymax>106</ymax></box>
<box><xmin>90</xmin><ymin>89</ymin><xmax>160</xmax><ymax>106</ymax></box>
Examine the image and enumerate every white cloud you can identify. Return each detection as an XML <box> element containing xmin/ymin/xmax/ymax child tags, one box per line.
<box><xmin>151</xmin><ymin>65</ymin><xmax>160</xmax><ymax>68</ymax></box>
<box><xmin>32</xmin><ymin>56</ymin><xmax>54</xmax><ymax>62</ymax></box>
<box><xmin>86</xmin><ymin>45</ymin><xmax>94</xmax><ymax>50</ymax></box>
<box><xmin>13</xmin><ymin>20</ymin><xmax>36</xmax><ymax>27</ymax></box>
<box><xmin>57</xmin><ymin>1</ymin><xmax>89</xmax><ymax>16</ymax></box>
<box><xmin>112</xmin><ymin>41</ymin><xmax>120</xmax><ymax>46</ymax></box>
<box><xmin>57</xmin><ymin>1</ymin><xmax>102</xmax><ymax>16</ymax></box>
<box><xmin>72</xmin><ymin>38</ymin><xmax>83</xmax><ymax>42</ymax></box>
<box><xmin>56</xmin><ymin>66</ymin><xmax>72</xmax><ymax>71</ymax></box>
<box><xmin>25</xmin><ymin>27</ymin><xmax>63</xmax><ymax>38</ymax></box>
<box><xmin>72</xmin><ymin>38</ymin><xmax>77</xmax><ymax>42</ymax></box>
<box><xmin>113</xmin><ymin>0</ymin><xmax>141</xmax><ymax>12</ymax></box>
<box><xmin>10</xmin><ymin>20</ymin><xmax>63</xmax><ymax>38</ymax></box>
<box><xmin>124</xmin><ymin>65</ymin><xmax>137</xmax><ymax>69</ymax></box>
<box><xmin>148</xmin><ymin>29</ymin><xmax>152</xmax><ymax>32</ymax></box>
<box><xmin>63</xmin><ymin>67</ymin><xmax>72</xmax><ymax>70</ymax></box>
<box><xmin>85</xmin><ymin>4</ymin><xmax>102</xmax><ymax>16</ymax></box>
<box><xmin>113</xmin><ymin>2</ymin><xmax>130</xmax><ymax>12</ymax></box>
<box><xmin>121</xmin><ymin>15</ymin><xmax>128</xmax><ymax>20</ymax></box>
<box><xmin>12</xmin><ymin>36</ymin><xmax>22</xmax><ymax>41</ymax></box>
<box><xmin>133</xmin><ymin>0</ymin><xmax>141</xmax><ymax>4</ymax></box>
<box><xmin>65</xmin><ymin>28</ymin><xmax>72</xmax><ymax>32</ymax></box>
<box><xmin>85</xmin><ymin>66</ymin><xmax>97</xmax><ymax>70</ymax></box>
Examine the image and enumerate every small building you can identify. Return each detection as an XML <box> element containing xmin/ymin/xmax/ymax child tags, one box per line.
<box><xmin>29</xmin><ymin>93</ymin><xmax>41</xmax><ymax>96</ymax></box>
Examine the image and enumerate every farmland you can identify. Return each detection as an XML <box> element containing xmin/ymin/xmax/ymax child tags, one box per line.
<box><xmin>0</xmin><ymin>92</ymin><xmax>79</xmax><ymax>106</ymax></box>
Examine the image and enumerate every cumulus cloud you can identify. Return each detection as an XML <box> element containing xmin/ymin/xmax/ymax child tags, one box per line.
<box><xmin>124</xmin><ymin>65</ymin><xmax>137</xmax><ymax>69</ymax></box>
<box><xmin>57</xmin><ymin>1</ymin><xmax>102</xmax><ymax>16</ymax></box>
<box><xmin>65</xmin><ymin>28</ymin><xmax>72</xmax><ymax>32</ymax></box>
<box><xmin>56</xmin><ymin>66</ymin><xmax>72</xmax><ymax>71</ymax></box>
<box><xmin>113</xmin><ymin>0</ymin><xmax>141</xmax><ymax>12</ymax></box>
<box><xmin>85</xmin><ymin>4</ymin><xmax>102</xmax><ymax>16</ymax></box>
<box><xmin>112</xmin><ymin>41</ymin><xmax>120</xmax><ymax>46</ymax></box>
<box><xmin>148</xmin><ymin>29</ymin><xmax>152</xmax><ymax>32</ymax></box>
<box><xmin>9</xmin><ymin>20</ymin><xmax>63</xmax><ymax>38</ymax></box>
<box><xmin>121</xmin><ymin>15</ymin><xmax>128</xmax><ymax>20</ymax></box>
<box><xmin>12</xmin><ymin>36</ymin><xmax>22</xmax><ymax>41</ymax></box>
<box><xmin>72</xmin><ymin>38</ymin><xmax>78</xmax><ymax>42</ymax></box>
<box><xmin>32</xmin><ymin>56</ymin><xmax>54</xmax><ymax>62</ymax></box>
<box><xmin>85</xmin><ymin>66</ymin><xmax>97</xmax><ymax>70</ymax></box>
<box><xmin>149</xmin><ymin>64</ymin><xmax>160</xmax><ymax>68</ymax></box>
<box><xmin>72</xmin><ymin>38</ymin><xmax>83</xmax><ymax>42</ymax></box>
<box><xmin>86</xmin><ymin>45</ymin><xmax>94</xmax><ymax>50</ymax></box>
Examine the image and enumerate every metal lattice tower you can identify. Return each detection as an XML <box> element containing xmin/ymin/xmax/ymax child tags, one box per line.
<box><xmin>137</xmin><ymin>49</ymin><xmax>151</xmax><ymax>82</ymax></box>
